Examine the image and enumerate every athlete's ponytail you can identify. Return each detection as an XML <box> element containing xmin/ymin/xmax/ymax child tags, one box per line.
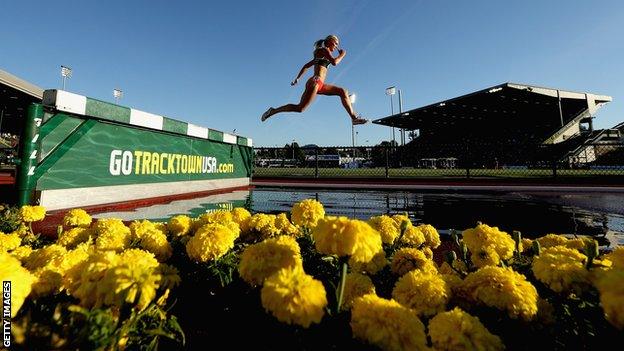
<box><xmin>313</xmin><ymin>39</ymin><xmax>324</xmax><ymax>50</ymax></box>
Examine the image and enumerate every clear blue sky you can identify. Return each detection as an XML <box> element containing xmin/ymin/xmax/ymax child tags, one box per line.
<box><xmin>2</xmin><ymin>0</ymin><xmax>623</xmax><ymax>147</ymax></box>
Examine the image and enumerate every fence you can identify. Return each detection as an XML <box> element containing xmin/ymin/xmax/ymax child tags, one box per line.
<box><xmin>252</xmin><ymin>143</ymin><xmax>624</xmax><ymax>180</ymax></box>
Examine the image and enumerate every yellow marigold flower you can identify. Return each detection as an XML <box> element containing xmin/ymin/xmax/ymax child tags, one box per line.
<box><xmin>67</xmin><ymin>249</ymin><xmax>161</xmax><ymax>311</ymax></box>
<box><xmin>186</xmin><ymin>223</ymin><xmax>237</xmax><ymax>262</ymax></box>
<box><xmin>57</xmin><ymin>227</ymin><xmax>94</xmax><ymax>248</ymax></box>
<box><xmin>247</xmin><ymin>213</ymin><xmax>279</xmax><ymax>240</ymax></box>
<box><xmin>193</xmin><ymin>210</ymin><xmax>235</xmax><ymax>232</ymax></box>
<box><xmin>351</xmin><ymin>294</ymin><xmax>428</xmax><ymax>351</ymax></box>
<box><xmin>31</xmin><ymin>267</ymin><xmax>62</xmax><ymax>297</ymax></box>
<box><xmin>129</xmin><ymin>219</ymin><xmax>156</xmax><ymax>240</ymax></box>
<box><xmin>349</xmin><ymin>250</ymin><xmax>388</xmax><ymax>275</ymax></box>
<box><xmin>31</xmin><ymin>243</ymin><xmax>92</xmax><ymax>297</ymax></box>
<box><xmin>341</xmin><ymin>273</ymin><xmax>376</xmax><ymax>310</ymax></box>
<box><xmin>0</xmin><ymin>252</ymin><xmax>36</xmax><ymax>317</ymax></box>
<box><xmin>19</xmin><ymin>205</ymin><xmax>46</xmax><ymax>222</ymax></box>
<box><xmin>418</xmin><ymin>224</ymin><xmax>441</xmax><ymax>248</ymax></box>
<box><xmin>24</xmin><ymin>244</ymin><xmax>67</xmax><ymax>271</ymax></box>
<box><xmin>532</xmin><ymin>246</ymin><xmax>590</xmax><ymax>293</ymax></box>
<box><xmin>139</xmin><ymin>229</ymin><xmax>172</xmax><ymax>262</ymax></box>
<box><xmin>391</xmin><ymin>214</ymin><xmax>412</xmax><ymax>229</ymax></box>
<box><xmin>275</xmin><ymin>213</ymin><xmax>301</xmax><ymax>237</ymax></box>
<box><xmin>109</xmin><ymin>249</ymin><xmax>161</xmax><ymax>310</ymax></box>
<box><xmin>261</xmin><ymin>266</ymin><xmax>327</xmax><ymax>328</ymax></box>
<box><xmin>536</xmin><ymin>233</ymin><xmax>568</xmax><ymax>248</ymax></box>
<box><xmin>422</xmin><ymin>246</ymin><xmax>433</xmax><ymax>260</ymax></box>
<box><xmin>167</xmin><ymin>215</ymin><xmax>192</xmax><ymax>237</ymax></box>
<box><xmin>604</xmin><ymin>246</ymin><xmax>624</xmax><ymax>269</ymax></box>
<box><xmin>428</xmin><ymin>307</ymin><xmax>504</xmax><ymax>351</ymax></box>
<box><xmin>392</xmin><ymin>271</ymin><xmax>450</xmax><ymax>317</ymax></box>
<box><xmin>10</xmin><ymin>245</ymin><xmax>33</xmax><ymax>262</ymax></box>
<box><xmin>62</xmin><ymin>208</ymin><xmax>91</xmax><ymax>227</ymax></box>
<box><xmin>239</xmin><ymin>236</ymin><xmax>302</xmax><ymax>286</ymax></box>
<box><xmin>291</xmin><ymin>199</ymin><xmax>325</xmax><ymax>229</ymax></box>
<box><xmin>564</xmin><ymin>238</ymin><xmax>587</xmax><ymax>251</ymax></box>
<box><xmin>54</xmin><ymin>243</ymin><xmax>92</xmax><ymax>286</ymax></box>
<box><xmin>391</xmin><ymin>248</ymin><xmax>437</xmax><ymax>277</ymax></box>
<box><xmin>0</xmin><ymin>232</ymin><xmax>21</xmax><ymax>252</ymax></box>
<box><xmin>399</xmin><ymin>226</ymin><xmax>426</xmax><ymax>247</ymax></box>
<box><xmin>471</xmin><ymin>245</ymin><xmax>501</xmax><ymax>268</ymax></box>
<box><xmin>64</xmin><ymin>250</ymin><xmax>120</xmax><ymax>308</ymax></box>
<box><xmin>460</xmin><ymin>266</ymin><xmax>538</xmax><ymax>321</ymax></box>
<box><xmin>118</xmin><ymin>248</ymin><xmax>160</xmax><ymax>269</ymax></box>
<box><xmin>94</xmin><ymin>218</ymin><xmax>132</xmax><ymax>252</ymax></box>
<box><xmin>368</xmin><ymin>215</ymin><xmax>400</xmax><ymax>244</ymax></box>
<box><xmin>593</xmin><ymin>268</ymin><xmax>624</xmax><ymax>330</ymax></box>
<box><xmin>130</xmin><ymin>220</ymin><xmax>172</xmax><ymax>261</ymax></box>
<box><xmin>440</xmin><ymin>273</ymin><xmax>464</xmax><ymax>293</ymax></box>
<box><xmin>521</xmin><ymin>238</ymin><xmax>533</xmax><ymax>253</ymax></box>
<box><xmin>462</xmin><ymin>223</ymin><xmax>515</xmax><ymax>261</ymax></box>
<box><xmin>313</xmin><ymin>216</ymin><xmax>382</xmax><ymax>263</ymax></box>
<box><xmin>230</xmin><ymin>207</ymin><xmax>252</xmax><ymax>233</ymax></box>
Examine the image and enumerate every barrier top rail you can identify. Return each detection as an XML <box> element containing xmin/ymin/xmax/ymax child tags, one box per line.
<box><xmin>42</xmin><ymin>89</ymin><xmax>252</xmax><ymax>147</ymax></box>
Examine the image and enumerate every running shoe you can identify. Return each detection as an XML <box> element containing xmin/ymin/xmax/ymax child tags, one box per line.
<box><xmin>352</xmin><ymin>116</ymin><xmax>368</xmax><ymax>125</ymax></box>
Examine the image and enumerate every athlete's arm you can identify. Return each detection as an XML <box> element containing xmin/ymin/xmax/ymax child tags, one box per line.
<box><xmin>292</xmin><ymin>59</ymin><xmax>314</xmax><ymax>85</ymax></box>
<box><xmin>321</xmin><ymin>48</ymin><xmax>346</xmax><ymax>66</ymax></box>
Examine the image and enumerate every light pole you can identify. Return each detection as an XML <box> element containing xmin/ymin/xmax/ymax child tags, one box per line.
<box><xmin>60</xmin><ymin>65</ymin><xmax>72</xmax><ymax>90</ymax></box>
<box><xmin>385</xmin><ymin>86</ymin><xmax>396</xmax><ymax>144</ymax></box>
<box><xmin>292</xmin><ymin>139</ymin><xmax>295</xmax><ymax>160</ymax></box>
<box><xmin>113</xmin><ymin>88</ymin><xmax>123</xmax><ymax>104</ymax></box>
<box><xmin>349</xmin><ymin>93</ymin><xmax>357</xmax><ymax>147</ymax></box>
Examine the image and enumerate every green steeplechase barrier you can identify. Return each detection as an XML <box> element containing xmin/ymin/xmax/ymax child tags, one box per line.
<box><xmin>16</xmin><ymin>103</ymin><xmax>43</xmax><ymax>206</ymax></box>
<box><xmin>16</xmin><ymin>89</ymin><xmax>254</xmax><ymax>210</ymax></box>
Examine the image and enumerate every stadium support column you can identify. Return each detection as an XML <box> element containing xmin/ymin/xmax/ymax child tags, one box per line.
<box><xmin>557</xmin><ymin>90</ymin><xmax>564</xmax><ymax>127</ymax></box>
<box><xmin>17</xmin><ymin>103</ymin><xmax>43</xmax><ymax>206</ymax></box>
<box><xmin>399</xmin><ymin>89</ymin><xmax>404</xmax><ymax>146</ymax></box>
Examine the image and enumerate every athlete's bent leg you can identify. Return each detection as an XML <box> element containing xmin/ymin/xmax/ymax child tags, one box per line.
<box><xmin>261</xmin><ymin>79</ymin><xmax>318</xmax><ymax>121</ymax></box>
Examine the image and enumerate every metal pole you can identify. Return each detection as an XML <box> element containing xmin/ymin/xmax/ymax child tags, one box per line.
<box><xmin>557</xmin><ymin>90</ymin><xmax>564</xmax><ymax>127</ymax></box>
<box><xmin>62</xmin><ymin>76</ymin><xmax>66</xmax><ymax>90</ymax></box>
<box><xmin>399</xmin><ymin>89</ymin><xmax>404</xmax><ymax>145</ymax></box>
<box><xmin>391</xmin><ymin>96</ymin><xmax>395</xmax><ymax>144</ymax></box>
<box><xmin>351</xmin><ymin>125</ymin><xmax>355</xmax><ymax>147</ymax></box>
<box><xmin>17</xmin><ymin>103</ymin><xmax>43</xmax><ymax>206</ymax></box>
<box><xmin>315</xmin><ymin>147</ymin><xmax>319</xmax><ymax>178</ymax></box>
<box><xmin>0</xmin><ymin>108</ymin><xmax>4</xmax><ymax>134</ymax></box>
<box><xmin>385</xmin><ymin>145</ymin><xmax>389</xmax><ymax>178</ymax></box>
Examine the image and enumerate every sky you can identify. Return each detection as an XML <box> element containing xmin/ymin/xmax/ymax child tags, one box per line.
<box><xmin>1</xmin><ymin>0</ymin><xmax>623</xmax><ymax>147</ymax></box>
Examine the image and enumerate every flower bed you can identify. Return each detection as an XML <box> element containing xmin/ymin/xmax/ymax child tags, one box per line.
<box><xmin>1</xmin><ymin>201</ymin><xmax>623</xmax><ymax>350</ymax></box>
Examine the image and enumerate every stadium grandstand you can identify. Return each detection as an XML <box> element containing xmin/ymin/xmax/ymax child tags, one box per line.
<box><xmin>0</xmin><ymin>69</ymin><xmax>43</xmax><ymax>179</ymax></box>
<box><xmin>373</xmin><ymin>82</ymin><xmax>620</xmax><ymax>169</ymax></box>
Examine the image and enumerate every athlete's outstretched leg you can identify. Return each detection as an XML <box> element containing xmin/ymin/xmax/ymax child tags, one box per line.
<box><xmin>317</xmin><ymin>84</ymin><xmax>367</xmax><ymax>124</ymax></box>
<box><xmin>261</xmin><ymin>80</ymin><xmax>318</xmax><ymax>121</ymax></box>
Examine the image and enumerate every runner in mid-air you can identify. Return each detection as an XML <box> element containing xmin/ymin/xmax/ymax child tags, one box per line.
<box><xmin>261</xmin><ymin>34</ymin><xmax>368</xmax><ymax>125</ymax></box>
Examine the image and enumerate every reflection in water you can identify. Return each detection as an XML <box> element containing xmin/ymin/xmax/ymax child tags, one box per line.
<box><xmin>93</xmin><ymin>187</ymin><xmax>624</xmax><ymax>247</ymax></box>
<box><xmin>93</xmin><ymin>190</ymin><xmax>252</xmax><ymax>222</ymax></box>
<box><xmin>251</xmin><ymin>188</ymin><xmax>624</xmax><ymax>246</ymax></box>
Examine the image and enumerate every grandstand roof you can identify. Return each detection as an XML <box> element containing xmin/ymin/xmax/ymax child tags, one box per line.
<box><xmin>372</xmin><ymin>82</ymin><xmax>612</xmax><ymax>131</ymax></box>
<box><xmin>0</xmin><ymin>69</ymin><xmax>44</xmax><ymax>99</ymax></box>
<box><xmin>1</xmin><ymin>69</ymin><xmax>44</xmax><ymax>135</ymax></box>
